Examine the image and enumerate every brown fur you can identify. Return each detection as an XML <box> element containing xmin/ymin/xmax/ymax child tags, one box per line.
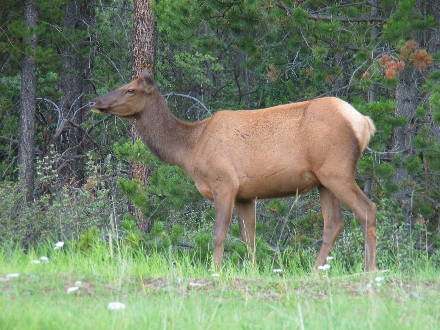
<box><xmin>90</xmin><ymin>70</ymin><xmax>377</xmax><ymax>272</ymax></box>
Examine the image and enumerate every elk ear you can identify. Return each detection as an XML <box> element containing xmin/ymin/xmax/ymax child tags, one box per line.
<box><xmin>140</xmin><ymin>69</ymin><xmax>156</xmax><ymax>94</ymax></box>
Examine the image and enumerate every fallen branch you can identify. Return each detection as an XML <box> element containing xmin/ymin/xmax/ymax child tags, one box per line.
<box><xmin>164</xmin><ymin>92</ymin><xmax>212</xmax><ymax>116</ymax></box>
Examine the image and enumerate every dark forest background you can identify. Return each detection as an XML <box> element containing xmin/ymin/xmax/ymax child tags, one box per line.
<box><xmin>1</xmin><ymin>0</ymin><xmax>440</xmax><ymax>268</ymax></box>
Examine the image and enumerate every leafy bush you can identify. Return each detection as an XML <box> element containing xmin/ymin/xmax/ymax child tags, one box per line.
<box><xmin>331</xmin><ymin>198</ymin><xmax>435</xmax><ymax>271</ymax></box>
<box><xmin>0</xmin><ymin>153</ymin><xmax>129</xmax><ymax>250</ymax></box>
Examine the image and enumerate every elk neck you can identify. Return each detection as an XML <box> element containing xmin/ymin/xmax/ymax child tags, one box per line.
<box><xmin>133</xmin><ymin>94</ymin><xmax>206</xmax><ymax>174</ymax></box>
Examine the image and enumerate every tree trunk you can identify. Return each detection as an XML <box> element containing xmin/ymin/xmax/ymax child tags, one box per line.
<box><xmin>132</xmin><ymin>0</ymin><xmax>156</xmax><ymax>80</ymax></box>
<box><xmin>18</xmin><ymin>0</ymin><xmax>38</xmax><ymax>204</ymax></box>
<box><xmin>392</xmin><ymin>66</ymin><xmax>420</xmax><ymax>221</ymax></box>
<box><xmin>130</xmin><ymin>0</ymin><xmax>156</xmax><ymax>231</ymax></box>
<box><xmin>54</xmin><ymin>0</ymin><xmax>94</xmax><ymax>186</ymax></box>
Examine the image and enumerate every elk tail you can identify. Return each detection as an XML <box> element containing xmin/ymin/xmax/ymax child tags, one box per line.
<box><xmin>365</xmin><ymin>116</ymin><xmax>376</xmax><ymax>137</ymax></box>
<box><xmin>360</xmin><ymin>116</ymin><xmax>376</xmax><ymax>151</ymax></box>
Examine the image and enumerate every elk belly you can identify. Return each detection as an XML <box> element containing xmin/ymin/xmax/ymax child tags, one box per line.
<box><xmin>237</xmin><ymin>169</ymin><xmax>319</xmax><ymax>199</ymax></box>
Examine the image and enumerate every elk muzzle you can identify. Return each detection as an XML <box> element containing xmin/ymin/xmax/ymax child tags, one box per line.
<box><xmin>89</xmin><ymin>100</ymin><xmax>106</xmax><ymax>114</ymax></box>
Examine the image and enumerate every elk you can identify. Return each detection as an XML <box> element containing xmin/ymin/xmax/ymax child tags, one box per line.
<box><xmin>90</xmin><ymin>69</ymin><xmax>377</xmax><ymax>272</ymax></box>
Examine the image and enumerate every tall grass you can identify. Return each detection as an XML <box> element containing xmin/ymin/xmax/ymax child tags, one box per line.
<box><xmin>1</xmin><ymin>241</ymin><xmax>439</xmax><ymax>330</ymax></box>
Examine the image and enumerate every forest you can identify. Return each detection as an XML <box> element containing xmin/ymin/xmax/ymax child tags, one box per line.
<box><xmin>1</xmin><ymin>0</ymin><xmax>440</xmax><ymax>270</ymax></box>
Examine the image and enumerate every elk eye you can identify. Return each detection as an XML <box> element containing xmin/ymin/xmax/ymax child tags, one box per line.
<box><xmin>126</xmin><ymin>89</ymin><xmax>135</xmax><ymax>94</ymax></box>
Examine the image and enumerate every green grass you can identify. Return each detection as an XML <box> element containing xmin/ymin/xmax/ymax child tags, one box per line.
<box><xmin>1</xmin><ymin>244</ymin><xmax>439</xmax><ymax>330</ymax></box>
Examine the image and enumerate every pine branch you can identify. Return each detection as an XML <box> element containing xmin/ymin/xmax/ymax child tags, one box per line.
<box><xmin>310</xmin><ymin>2</ymin><xmax>374</xmax><ymax>14</ymax></box>
<box><xmin>276</xmin><ymin>3</ymin><xmax>385</xmax><ymax>23</ymax></box>
<box><xmin>0</xmin><ymin>135</ymin><xmax>19</xmax><ymax>144</ymax></box>
<box><xmin>1</xmin><ymin>156</ymin><xmax>17</xmax><ymax>180</ymax></box>
<box><xmin>415</xmin><ymin>194</ymin><xmax>440</xmax><ymax>209</ymax></box>
<box><xmin>308</xmin><ymin>13</ymin><xmax>386</xmax><ymax>23</ymax></box>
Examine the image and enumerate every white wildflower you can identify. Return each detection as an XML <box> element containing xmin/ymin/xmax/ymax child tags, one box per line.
<box><xmin>74</xmin><ymin>281</ymin><xmax>82</xmax><ymax>287</ymax></box>
<box><xmin>273</xmin><ymin>268</ymin><xmax>283</xmax><ymax>273</ymax></box>
<box><xmin>40</xmin><ymin>256</ymin><xmax>49</xmax><ymax>262</ymax></box>
<box><xmin>67</xmin><ymin>286</ymin><xmax>79</xmax><ymax>294</ymax></box>
<box><xmin>54</xmin><ymin>241</ymin><xmax>65</xmax><ymax>250</ymax></box>
<box><xmin>108</xmin><ymin>302</ymin><xmax>126</xmax><ymax>310</ymax></box>
<box><xmin>375</xmin><ymin>277</ymin><xmax>385</xmax><ymax>287</ymax></box>
<box><xmin>32</xmin><ymin>260</ymin><xmax>41</xmax><ymax>264</ymax></box>
<box><xmin>326</xmin><ymin>256</ymin><xmax>334</xmax><ymax>261</ymax></box>
<box><xmin>211</xmin><ymin>273</ymin><xmax>220</xmax><ymax>278</ymax></box>
<box><xmin>318</xmin><ymin>264</ymin><xmax>331</xmax><ymax>271</ymax></box>
<box><xmin>6</xmin><ymin>273</ymin><xmax>20</xmax><ymax>279</ymax></box>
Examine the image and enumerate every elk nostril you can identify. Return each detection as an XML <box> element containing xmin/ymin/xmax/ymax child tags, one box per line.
<box><xmin>89</xmin><ymin>101</ymin><xmax>95</xmax><ymax>106</ymax></box>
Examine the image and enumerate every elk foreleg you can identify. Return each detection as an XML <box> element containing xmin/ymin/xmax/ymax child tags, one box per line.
<box><xmin>235</xmin><ymin>198</ymin><xmax>256</xmax><ymax>264</ymax></box>
<box><xmin>212</xmin><ymin>187</ymin><xmax>235</xmax><ymax>271</ymax></box>
<box><xmin>314</xmin><ymin>185</ymin><xmax>344</xmax><ymax>271</ymax></box>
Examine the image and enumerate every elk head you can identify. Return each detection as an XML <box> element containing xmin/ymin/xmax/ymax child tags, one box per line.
<box><xmin>89</xmin><ymin>70</ymin><xmax>157</xmax><ymax>120</ymax></box>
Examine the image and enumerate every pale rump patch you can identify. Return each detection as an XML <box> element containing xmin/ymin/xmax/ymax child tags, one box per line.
<box><xmin>333</xmin><ymin>99</ymin><xmax>375</xmax><ymax>151</ymax></box>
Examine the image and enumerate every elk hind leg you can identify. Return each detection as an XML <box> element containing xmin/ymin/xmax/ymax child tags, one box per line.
<box><xmin>346</xmin><ymin>187</ymin><xmax>377</xmax><ymax>272</ymax></box>
<box><xmin>235</xmin><ymin>198</ymin><xmax>256</xmax><ymax>264</ymax></box>
<box><xmin>323</xmin><ymin>182</ymin><xmax>377</xmax><ymax>272</ymax></box>
<box><xmin>314</xmin><ymin>185</ymin><xmax>344</xmax><ymax>271</ymax></box>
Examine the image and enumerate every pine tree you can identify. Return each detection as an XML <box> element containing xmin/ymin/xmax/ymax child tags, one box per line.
<box><xmin>55</xmin><ymin>0</ymin><xmax>94</xmax><ymax>185</ymax></box>
<box><xmin>18</xmin><ymin>0</ymin><xmax>38</xmax><ymax>203</ymax></box>
<box><xmin>129</xmin><ymin>0</ymin><xmax>157</xmax><ymax>232</ymax></box>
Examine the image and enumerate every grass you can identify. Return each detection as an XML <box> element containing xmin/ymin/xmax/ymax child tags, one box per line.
<box><xmin>1</xmin><ymin>243</ymin><xmax>439</xmax><ymax>330</ymax></box>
